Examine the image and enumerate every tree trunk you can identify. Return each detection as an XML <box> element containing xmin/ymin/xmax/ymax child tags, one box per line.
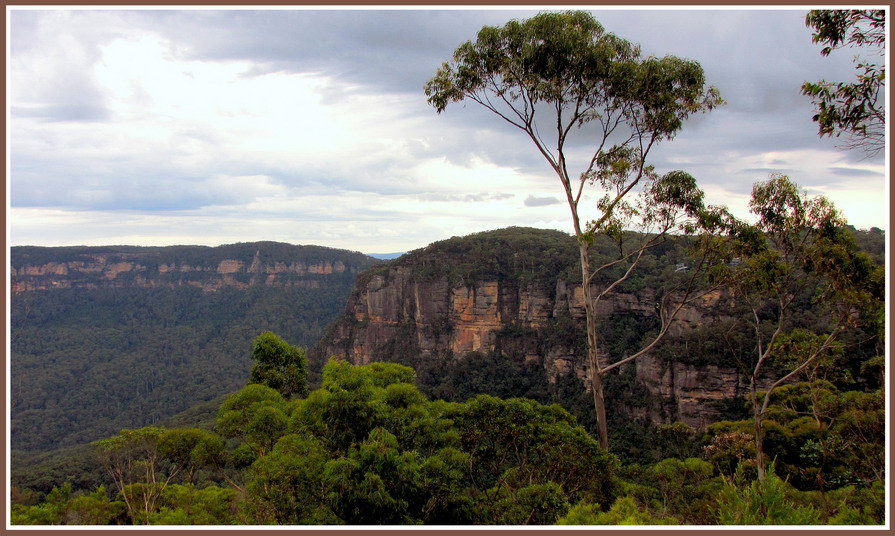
<box><xmin>751</xmin><ymin>379</ymin><xmax>767</xmax><ymax>481</ymax></box>
<box><xmin>578</xmin><ymin>239</ymin><xmax>609</xmax><ymax>450</ymax></box>
<box><xmin>591</xmin><ymin>367</ymin><xmax>609</xmax><ymax>451</ymax></box>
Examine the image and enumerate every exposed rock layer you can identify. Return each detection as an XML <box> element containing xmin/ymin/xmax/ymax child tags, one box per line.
<box><xmin>11</xmin><ymin>243</ymin><xmax>374</xmax><ymax>293</ymax></box>
<box><xmin>316</xmin><ymin>261</ymin><xmax>750</xmax><ymax>429</ymax></box>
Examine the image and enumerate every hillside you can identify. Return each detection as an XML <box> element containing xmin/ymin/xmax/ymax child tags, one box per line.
<box><xmin>10</xmin><ymin>241</ymin><xmax>381</xmax><ymax>489</ymax></box>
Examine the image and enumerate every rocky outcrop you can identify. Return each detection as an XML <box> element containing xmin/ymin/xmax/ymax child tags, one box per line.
<box><xmin>314</xmin><ymin>253</ymin><xmax>753</xmax><ymax>429</ymax></box>
<box><xmin>11</xmin><ymin>243</ymin><xmax>377</xmax><ymax>294</ymax></box>
<box><xmin>633</xmin><ymin>354</ymin><xmax>749</xmax><ymax>429</ymax></box>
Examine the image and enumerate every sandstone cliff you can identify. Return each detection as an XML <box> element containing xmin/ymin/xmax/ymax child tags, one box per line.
<box><xmin>11</xmin><ymin>242</ymin><xmax>378</xmax><ymax>293</ymax></box>
<box><xmin>312</xmin><ymin>227</ymin><xmax>752</xmax><ymax>429</ymax></box>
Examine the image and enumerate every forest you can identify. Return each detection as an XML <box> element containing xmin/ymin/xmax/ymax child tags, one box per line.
<box><xmin>10</xmin><ymin>337</ymin><xmax>885</xmax><ymax>525</ymax></box>
<box><xmin>10</xmin><ymin>241</ymin><xmax>380</xmax><ymax>493</ymax></box>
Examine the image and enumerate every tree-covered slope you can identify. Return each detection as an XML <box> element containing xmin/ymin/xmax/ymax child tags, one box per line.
<box><xmin>12</xmin><ymin>360</ymin><xmax>885</xmax><ymax>526</ymax></box>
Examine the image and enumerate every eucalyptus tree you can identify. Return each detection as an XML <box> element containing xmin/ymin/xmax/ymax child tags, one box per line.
<box><xmin>92</xmin><ymin>427</ymin><xmax>179</xmax><ymax>525</ymax></box>
<box><xmin>425</xmin><ymin>10</ymin><xmax>724</xmax><ymax>449</ymax></box>
<box><xmin>723</xmin><ymin>174</ymin><xmax>882</xmax><ymax>481</ymax></box>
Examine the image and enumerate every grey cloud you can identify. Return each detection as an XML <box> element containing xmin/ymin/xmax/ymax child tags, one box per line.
<box><xmin>10</xmin><ymin>11</ymin><xmax>121</xmax><ymax>124</ymax></box>
<box><xmin>134</xmin><ymin>9</ymin><xmax>860</xmax><ymax>174</ymax></box>
<box><xmin>827</xmin><ymin>146</ymin><xmax>886</xmax><ymax>166</ymax></box>
<box><xmin>524</xmin><ymin>195</ymin><xmax>561</xmax><ymax>207</ymax></box>
<box><xmin>10</xmin><ymin>146</ymin><xmax>280</xmax><ymax>212</ymax></box>
<box><xmin>11</xmin><ymin>70</ymin><xmax>113</xmax><ymax>123</ymax></box>
<box><xmin>12</xmin><ymin>171</ymin><xmax>218</xmax><ymax>212</ymax></box>
<box><xmin>828</xmin><ymin>167</ymin><xmax>884</xmax><ymax>177</ymax></box>
<box><xmin>419</xmin><ymin>10</ymin><xmax>862</xmax><ymax>180</ymax></box>
<box><xmin>13</xmin><ymin>104</ymin><xmax>110</xmax><ymax>123</ymax></box>
<box><xmin>597</xmin><ymin>10</ymin><xmax>856</xmax><ymax>115</ymax></box>
<box><xmin>741</xmin><ymin>167</ymin><xmax>797</xmax><ymax>175</ymax></box>
<box><xmin>130</xmin><ymin>9</ymin><xmax>542</xmax><ymax>95</ymax></box>
<box><xmin>10</xmin><ymin>8</ymin><xmax>887</xmax><ymax>247</ymax></box>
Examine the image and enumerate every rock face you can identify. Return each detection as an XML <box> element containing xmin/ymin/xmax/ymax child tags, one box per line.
<box><xmin>331</xmin><ymin>267</ymin><xmax>559</xmax><ymax>365</ymax></box>
<box><xmin>11</xmin><ymin>242</ymin><xmax>376</xmax><ymax>294</ymax></box>
<box><xmin>314</xmin><ymin>243</ymin><xmax>750</xmax><ymax>429</ymax></box>
<box><xmin>633</xmin><ymin>353</ymin><xmax>750</xmax><ymax>428</ymax></box>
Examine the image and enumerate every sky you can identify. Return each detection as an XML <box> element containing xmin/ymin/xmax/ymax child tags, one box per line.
<box><xmin>7</xmin><ymin>6</ymin><xmax>888</xmax><ymax>255</ymax></box>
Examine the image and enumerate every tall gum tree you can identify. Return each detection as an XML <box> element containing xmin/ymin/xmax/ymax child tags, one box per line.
<box><xmin>722</xmin><ymin>174</ymin><xmax>883</xmax><ymax>481</ymax></box>
<box><xmin>425</xmin><ymin>11</ymin><xmax>724</xmax><ymax>450</ymax></box>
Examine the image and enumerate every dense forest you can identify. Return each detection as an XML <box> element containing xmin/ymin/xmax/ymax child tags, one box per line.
<box><xmin>11</xmin><ymin>345</ymin><xmax>885</xmax><ymax>525</ymax></box>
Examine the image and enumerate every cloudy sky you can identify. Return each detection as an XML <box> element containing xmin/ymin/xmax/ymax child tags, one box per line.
<box><xmin>8</xmin><ymin>7</ymin><xmax>887</xmax><ymax>254</ymax></box>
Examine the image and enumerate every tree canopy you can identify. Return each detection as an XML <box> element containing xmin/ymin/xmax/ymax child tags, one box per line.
<box><xmin>802</xmin><ymin>9</ymin><xmax>886</xmax><ymax>156</ymax></box>
<box><xmin>249</xmin><ymin>331</ymin><xmax>309</xmax><ymax>400</ymax></box>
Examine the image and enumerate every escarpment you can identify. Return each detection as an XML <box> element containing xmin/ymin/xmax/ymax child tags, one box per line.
<box><xmin>312</xmin><ymin>227</ymin><xmax>753</xmax><ymax>429</ymax></box>
<box><xmin>11</xmin><ymin>242</ymin><xmax>377</xmax><ymax>293</ymax></box>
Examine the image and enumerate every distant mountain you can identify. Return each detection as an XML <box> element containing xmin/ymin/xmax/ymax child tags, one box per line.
<box><xmin>366</xmin><ymin>252</ymin><xmax>406</xmax><ymax>260</ymax></box>
<box><xmin>11</xmin><ymin>241</ymin><xmax>378</xmax><ymax>293</ymax></box>
<box><xmin>10</xmin><ymin>241</ymin><xmax>381</xmax><ymax>491</ymax></box>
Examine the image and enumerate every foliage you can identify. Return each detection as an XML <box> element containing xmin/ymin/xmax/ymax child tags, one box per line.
<box><xmin>11</xmin><ymin>483</ymin><xmax>127</xmax><ymax>526</ymax></box>
<box><xmin>710</xmin><ymin>174</ymin><xmax>884</xmax><ymax>482</ymax></box>
<box><xmin>557</xmin><ymin>496</ymin><xmax>678</xmax><ymax>525</ymax></box>
<box><xmin>242</xmin><ymin>433</ymin><xmax>335</xmax><ymax>524</ymax></box>
<box><xmin>716</xmin><ymin>464</ymin><xmax>821</xmax><ymax>525</ymax></box>
<box><xmin>149</xmin><ymin>484</ymin><xmax>239</xmax><ymax>525</ymax></box>
<box><xmin>450</xmin><ymin>394</ymin><xmax>619</xmax><ymax>514</ymax></box>
<box><xmin>91</xmin><ymin>427</ymin><xmax>177</xmax><ymax>524</ymax></box>
<box><xmin>822</xmin><ymin>389</ymin><xmax>885</xmax><ymax>487</ymax></box>
<box><xmin>249</xmin><ymin>331</ymin><xmax>309</xmax><ymax>399</ymax></box>
<box><xmin>19</xmin><ymin>353</ymin><xmax>886</xmax><ymax>526</ymax></box>
<box><xmin>802</xmin><ymin>10</ymin><xmax>886</xmax><ymax>155</ymax></box>
<box><xmin>156</xmin><ymin>428</ymin><xmax>227</xmax><ymax>485</ymax></box>
<box><xmin>12</xmin><ymin>275</ymin><xmax>365</xmax><ymax>482</ymax></box>
<box><xmin>216</xmin><ymin>384</ymin><xmax>290</xmax><ymax>458</ymax></box>
<box><xmin>645</xmin><ymin>457</ymin><xmax>722</xmax><ymax>524</ymax></box>
<box><xmin>704</xmin><ymin>377</ymin><xmax>885</xmax><ymax>495</ymax></box>
<box><xmin>250</xmin><ymin>361</ymin><xmax>621</xmax><ymax>525</ymax></box>
<box><xmin>418</xmin><ymin>350</ymin><xmax>550</xmax><ymax>405</ymax></box>
<box><xmin>400</xmin><ymin>226</ymin><xmax>579</xmax><ymax>288</ymax></box>
<box><xmin>10</xmin><ymin>224</ymin><xmax>886</xmax><ymax>525</ymax></box>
